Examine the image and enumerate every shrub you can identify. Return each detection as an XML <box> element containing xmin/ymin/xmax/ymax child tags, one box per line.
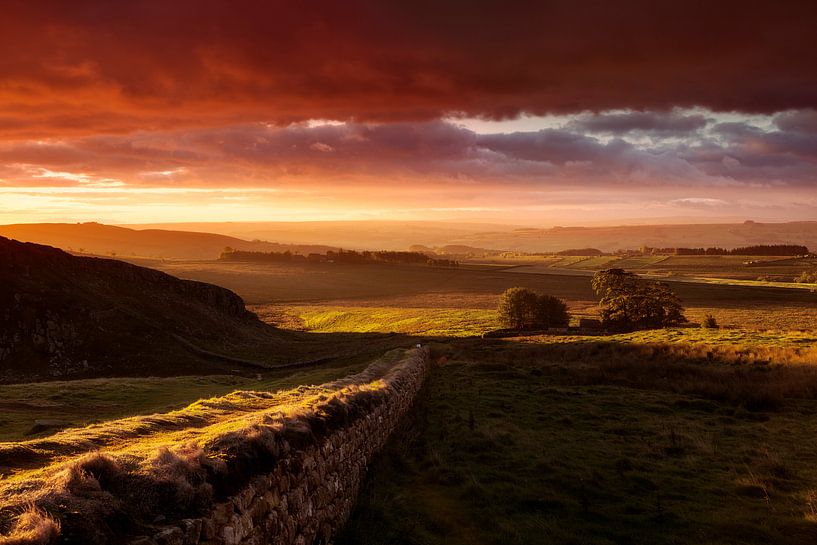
<box><xmin>795</xmin><ymin>270</ymin><xmax>817</xmax><ymax>284</ymax></box>
<box><xmin>701</xmin><ymin>315</ymin><xmax>719</xmax><ymax>329</ymax></box>
<box><xmin>533</xmin><ymin>294</ymin><xmax>570</xmax><ymax>328</ymax></box>
<box><xmin>497</xmin><ymin>288</ymin><xmax>570</xmax><ymax>330</ymax></box>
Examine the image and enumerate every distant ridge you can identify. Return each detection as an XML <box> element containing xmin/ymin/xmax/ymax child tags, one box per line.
<box><xmin>0</xmin><ymin>236</ymin><xmax>294</xmax><ymax>382</ymax></box>
<box><xmin>119</xmin><ymin>220</ymin><xmax>817</xmax><ymax>253</ymax></box>
<box><xmin>457</xmin><ymin>221</ymin><xmax>817</xmax><ymax>253</ymax></box>
<box><xmin>3</xmin><ymin>220</ymin><xmax>816</xmax><ymax>256</ymax></box>
<box><xmin>0</xmin><ymin>222</ymin><xmax>337</xmax><ymax>260</ymax></box>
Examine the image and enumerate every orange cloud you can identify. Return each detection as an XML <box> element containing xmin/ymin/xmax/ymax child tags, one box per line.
<box><xmin>1</xmin><ymin>1</ymin><xmax>817</xmax><ymax>138</ymax></box>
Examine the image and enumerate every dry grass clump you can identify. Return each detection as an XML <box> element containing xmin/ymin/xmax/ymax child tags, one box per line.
<box><xmin>0</xmin><ymin>348</ymin><xmax>426</xmax><ymax>544</ymax></box>
<box><xmin>0</xmin><ymin>508</ymin><xmax>60</xmax><ymax>545</ymax></box>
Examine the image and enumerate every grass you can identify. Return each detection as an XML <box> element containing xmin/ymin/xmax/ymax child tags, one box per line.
<box><xmin>551</xmin><ymin>256</ymin><xmax>592</xmax><ymax>267</ymax></box>
<box><xmin>612</xmin><ymin>255</ymin><xmax>670</xmax><ymax>268</ymax></box>
<box><xmin>0</xmin><ymin>348</ymin><xmax>423</xmax><ymax>544</ymax></box>
<box><xmin>4</xmin><ymin>256</ymin><xmax>817</xmax><ymax>543</ymax></box>
<box><xmin>567</xmin><ymin>256</ymin><xmax>622</xmax><ymax>269</ymax></box>
<box><xmin>135</xmin><ymin>258</ymin><xmax>817</xmax><ymax>331</ymax></box>
<box><xmin>276</xmin><ymin>300</ymin><xmax>817</xmax><ymax>341</ymax></box>
<box><xmin>294</xmin><ymin>306</ymin><xmax>499</xmax><ymax>337</ymax></box>
<box><xmin>340</xmin><ymin>343</ymin><xmax>817</xmax><ymax>545</ymax></box>
<box><xmin>517</xmin><ymin>327</ymin><xmax>817</xmax><ymax>351</ymax></box>
<box><xmin>0</xmin><ymin>355</ymin><xmax>377</xmax><ymax>442</ymax></box>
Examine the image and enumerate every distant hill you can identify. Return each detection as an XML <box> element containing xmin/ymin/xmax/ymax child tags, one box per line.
<box><xmin>127</xmin><ymin>220</ymin><xmax>516</xmax><ymax>251</ymax></box>
<box><xmin>0</xmin><ymin>222</ymin><xmax>337</xmax><ymax>260</ymax></box>
<box><xmin>0</xmin><ymin>237</ymin><xmax>296</xmax><ymax>383</ymax></box>
<box><xmin>123</xmin><ymin>220</ymin><xmax>817</xmax><ymax>254</ymax></box>
<box><xmin>457</xmin><ymin>221</ymin><xmax>817</xmax><ymax>253</ymax></box>
<box><xmin>4</xmin><ymin>220</ymin><xmax>815</xmax><ymax>257</ymax></box>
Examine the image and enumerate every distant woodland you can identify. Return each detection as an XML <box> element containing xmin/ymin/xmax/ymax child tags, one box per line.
<box><xmin>220</xmin><ymin>248</ymin><xmax>460</xmax><ymax>267</ymax></box>
<box><xmin>658</xmin><ymin>244</ymin><xmax>810</xmax><ymax>256</ymax></box>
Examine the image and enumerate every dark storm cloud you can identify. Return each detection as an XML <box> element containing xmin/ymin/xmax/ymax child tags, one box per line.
<box><xmin>1</xmin><ymin>1</ymin><xmax>817</xmax><ymax>137</ymax></box>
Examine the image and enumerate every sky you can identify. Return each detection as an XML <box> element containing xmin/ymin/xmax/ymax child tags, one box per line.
<box><xmin>2</xmin><ymin>1</ymin><xmax>817</xmax><ymax>226</ymax></box>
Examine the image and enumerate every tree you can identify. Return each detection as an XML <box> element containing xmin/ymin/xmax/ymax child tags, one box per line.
<box><xmin>498</xmin><ymin>287</ymin><xmax>538</xmax><ymax>329</ymax></box>
<box><xmin>498</xmin><ymin>288</ymin><xmax>570</xmax><ymax>330</ymax></box>
<box><xmin>591</xmin><ymin>269</ymin><xmax>686</xmax><ymax>331</ymax></box>
<box><xmin>532</xmin><ymin>294</ymin><xmax>570</xmax><ymax>328</ymax></box>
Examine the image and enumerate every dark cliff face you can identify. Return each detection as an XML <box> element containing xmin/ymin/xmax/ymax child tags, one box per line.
<box><xmin>0</xmin><ymin>237</ymin><xmax>281</xmax><ymax>383</ymax></box>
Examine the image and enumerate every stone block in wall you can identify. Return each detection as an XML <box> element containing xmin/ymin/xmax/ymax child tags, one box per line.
<box><xmin>212</xmin><ymin>502</ymin><xmax>234</xmax><ymax>525</ymax></box>
<box><xmin>154</xmin><ymin>527</ymin><xmax>184</xmax><ymax>545</ymax></box>
<box><xmin>128</xmin><ymin>538</ymin><xmax>158</xmax><ymax>545</ymax></box>
<box><xmin>201</xmin><ymin>518</ymin><xmax>216</xmax><ymax>540</ymax></box>
<box><xmin>221</xmin><ymin>525</ymin><xmax>236</xmax><ymax>545</ymax></box>
<box><xmin>180</xmin><ymin>519</ymin><xmax>202</xmax><ymax>545</ymax></box>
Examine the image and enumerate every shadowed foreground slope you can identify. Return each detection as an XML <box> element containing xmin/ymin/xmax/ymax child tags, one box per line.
<box><xmin>0</xmin><ymin>236</ymin><xmax>305</xmax><ymax>382</ymax></box>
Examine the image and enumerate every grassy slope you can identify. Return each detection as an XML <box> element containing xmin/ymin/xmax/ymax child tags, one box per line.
<box><xmin>0</xmin><ymin>355</ymin><xmax>374</xmax><ymax>442</ymax></box>
<box><xmin>0</xmin><ymin>350</ymin><xmax>409</xmax><ymax>484</ymax></box>
<box><xmin>340</xmin><ymin>346</ymin><xmax>817</xmax><ymax>545</ymax></box>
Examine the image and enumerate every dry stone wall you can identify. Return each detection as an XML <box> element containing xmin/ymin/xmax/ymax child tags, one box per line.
<box><xmin>130</xmin><ymin>347</ymin><xmax>430</xmax><ymax>545</ymax></box>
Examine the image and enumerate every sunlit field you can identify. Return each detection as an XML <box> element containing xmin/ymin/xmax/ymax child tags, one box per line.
<box><xmin>294</xmin><ymin>306</ymin><xmax>499</xmax><ymax>337</ymax></box>
<box><xmin>138</xmin><ymin>259</ymin><xmax>817</xmax><ymax>330</ymax></box>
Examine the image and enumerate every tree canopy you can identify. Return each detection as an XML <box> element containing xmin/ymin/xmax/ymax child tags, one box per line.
<box><xmin>591</xmin><ymin>269</ymin><xmax>686</xmax><ymax>331</ymax></box>
<box><xmin>498</xmin><ymin>288</ymin><xmax>570</xmax><ymax>330</ymax></box>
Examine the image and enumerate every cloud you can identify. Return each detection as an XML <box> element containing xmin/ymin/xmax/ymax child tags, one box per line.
<box><xmin>4</xmin><ymin>111</ymin><xmax>817</xmax><ymax>193</ymax></box>
<box><xmin>309</xmin><ymin>142</ymin><xmax>335</xmax><ymax>153</ymax></box>
<box><xmin>570</xmin><ymin>111</ymin><xmax>708</xmax><ymax>135</ymax></box>
<box><xmin>774</xmin><ymin>109</ymin><xmax>817</xmax><ymax>133</ymax></box>
<box><xmin>669</xmin><ymin>197</ymin><xmax>730</xmax><ymax>208</ymax></box>
<box><xmin>1</xmin><ymin>2</ymin><xmax>817</xmax><ymax>137</ymax></box>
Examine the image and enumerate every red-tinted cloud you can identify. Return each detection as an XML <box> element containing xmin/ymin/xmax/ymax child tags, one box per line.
<box><xmin>2</xmin><ymin>1</ymin><xmax>817</xmax><ymax>137</ymax></box>
<box><xmin>3</xmin><ymin>114</ymin><xmax>817</xmax><ymax>190</ymax></box>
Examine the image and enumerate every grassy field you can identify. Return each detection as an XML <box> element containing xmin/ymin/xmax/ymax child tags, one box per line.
<box><xmin>0</xmin><ymin>353</ymin><xmax>378</xmax><ymax>442</ymax></box>
<box><xmin>140</xmin><ymin>259</ymin><xmax>817</xmax><ymax>330</ymax></box>
<box><xmin>564</xmin><ymin>256</ymin><xmax>622</xmax><ymax>269</ymax></box>
<box><xmin>340</xmin><ymin>342</ymin><xmax>817</xmax><ymax>545</ymax></box>
<box><xmin>5</xmin><ymin>254</ymin><xmax>817</xmax><ymax>543</ymax></box>
<box><xmin>295</xmin><ymin>306</ymin><xmax>499</xmax><ymax>337</ymax></box>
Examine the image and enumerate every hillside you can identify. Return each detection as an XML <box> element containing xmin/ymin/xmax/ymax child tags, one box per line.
<box><xmin>123</xmin><ymin>220</ymin><xmax>817</xmax><ymax>254</ymax></box>
<box><xmin>0</xmin><ymin>222</ymin><xmax>337</xmax><ymax>260</ymax></box>
<box><xmin>0</xmin><ymin>237</ymin><xmax>297</xmax><ymax>383</ymax></box>
<box><xmin>460</xmin><ymin>221</ymin><xmax>817</xmax><ymax>253</ymax></box>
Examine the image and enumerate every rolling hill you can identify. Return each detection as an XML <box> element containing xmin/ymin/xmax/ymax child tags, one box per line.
<box><xmin>459</xmin><ymin>221</ymin><xmax>817</xmax><ymax>253</ymax></box>
<box><xmin>125</xmin><ymin>220</ymin><xmax>817</xmax><ymax>253</ymax></box>
<box><xmin>0</xmin><ymin>236</ymin><xmax>299</xmax><ymax>383</ymax></box>
<box><xmin>0</xmin><ymin>222</ymin><xmax>337</xmax><ymax>260</ymax></box>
